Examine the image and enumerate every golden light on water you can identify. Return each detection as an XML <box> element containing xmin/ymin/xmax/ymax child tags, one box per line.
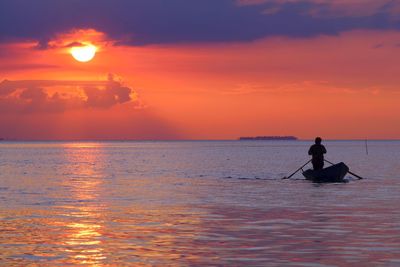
<box><xmin>0</xmin><ymin>142</ymin><xmax>208</xmax><ymax>265</ymax></box>
<box><xmin>57</xmin><ymin>143</ymin><xmax>205</xmax><ymax>265</ymax></box>
<box><xmin>60</xmin><ymin>143</ymin><xmax>106</xmax><ymax>265</ymax></box>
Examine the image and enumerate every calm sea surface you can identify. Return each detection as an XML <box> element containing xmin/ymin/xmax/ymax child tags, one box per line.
<box><xmin>0</xmin><ymin>141</ymin><xmax>399</xmax><ymax>266</ymax></box>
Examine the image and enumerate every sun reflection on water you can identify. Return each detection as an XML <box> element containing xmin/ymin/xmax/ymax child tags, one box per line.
<box><xmin>59</xmin><ymin>143</ymin><xmax>107</xmax><ymax>265</ymax></box>
<box><xmin>54</xmin><ymin>142</ymin><xmax>207</xmax><ymax>266</ymax></box>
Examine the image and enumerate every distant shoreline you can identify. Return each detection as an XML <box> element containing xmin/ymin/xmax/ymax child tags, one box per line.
<box><xmin>239</xmin><ymin>136</ymin><xmax>298</xmax><ymax>141</ymax></box>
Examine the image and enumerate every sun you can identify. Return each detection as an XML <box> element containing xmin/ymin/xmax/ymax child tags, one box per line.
<box><xmin>70</xmin><ymin>44</ymin><xmax>97</xmax><ymax>62</ymax></box>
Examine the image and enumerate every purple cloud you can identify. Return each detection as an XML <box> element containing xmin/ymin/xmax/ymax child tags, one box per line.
<box><xmin>0</xmin><ymin>76</ymin><xmax>137</xmax><ymax>113</ymax></box>
<box><xmin>0</xmin><ymin>0</ymin><xmax>399</xmax><ymax>46</ymax></box>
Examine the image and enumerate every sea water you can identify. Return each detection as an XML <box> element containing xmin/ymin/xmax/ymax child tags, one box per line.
<box><xmin>0</xmin><ymin>141</ymin><xmax>399</xmax><ymax>266</ymax></box>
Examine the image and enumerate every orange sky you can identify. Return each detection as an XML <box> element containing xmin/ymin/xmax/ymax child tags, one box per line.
<box><xmin>1</xmin><ymin>29</ymin><xmax>400</xmax><ymax>140</ymax></box>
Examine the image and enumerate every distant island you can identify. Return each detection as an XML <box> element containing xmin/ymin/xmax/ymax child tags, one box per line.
<box><xmin>239</xmin><ymin>136</ymin><xmax>298</xmax><ymax>141</ymax></box>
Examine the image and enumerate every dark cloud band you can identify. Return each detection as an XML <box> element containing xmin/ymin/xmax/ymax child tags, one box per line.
<box><xmin>0</xmin><ymin>0</ymin><xmax>398</xmax><ymax>45</ymax></box>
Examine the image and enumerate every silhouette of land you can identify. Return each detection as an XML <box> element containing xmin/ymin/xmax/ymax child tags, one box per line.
<box><xmin>239</xmin><ymin>136</ymin><xmax>298</xmax><ymax>141</ymax></box>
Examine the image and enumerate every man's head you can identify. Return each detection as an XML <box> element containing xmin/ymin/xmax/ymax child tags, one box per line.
<box><xmin>315</xmin><ymin>137</ymin><xmax>322</xmax><ymax>144</ymax></box>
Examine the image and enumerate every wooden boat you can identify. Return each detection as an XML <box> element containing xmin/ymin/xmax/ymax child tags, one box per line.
<box><xmin>303</xmin><ymin>162</ymin><xmax>349</xmax><ymax>183</ymax></box>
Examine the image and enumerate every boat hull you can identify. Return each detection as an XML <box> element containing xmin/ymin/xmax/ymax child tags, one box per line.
<box><xmin>303</xmin><ymin>162</ymin><xmax>349</xmax><ymax>183</ymax></box>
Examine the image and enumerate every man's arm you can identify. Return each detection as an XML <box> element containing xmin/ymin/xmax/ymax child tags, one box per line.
<box><xmin>322</xmin><ymin>145</ymin><xmax>327</xmax><ymax>154</ymax></box>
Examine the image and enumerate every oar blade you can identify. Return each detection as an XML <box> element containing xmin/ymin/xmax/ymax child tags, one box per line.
<box><xmin>283</xmin><ymin>159</ymin><xmax>311</xmax><ymax>180</ymax></box>
<box><xmin>348</xmin><ymin>171</ymin><xmax>363</xmax><ymax>180</ymax></box>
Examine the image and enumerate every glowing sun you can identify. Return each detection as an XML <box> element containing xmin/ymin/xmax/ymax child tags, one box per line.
<box><xmin>70</xmin><ymin>44</ymin><xmax>97</xmax><ymax>62</ymax></box>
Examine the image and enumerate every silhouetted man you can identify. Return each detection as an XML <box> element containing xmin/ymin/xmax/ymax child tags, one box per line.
<box><xmin>308</xmin><ymin>137</ymin><xmax>327</xmax><ymax>171</ymax></box>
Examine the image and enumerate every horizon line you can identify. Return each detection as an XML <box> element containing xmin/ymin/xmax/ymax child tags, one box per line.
<box><xmin>1</xmin><ymin>138</ymin><xmax>400</xmax><ymax>142</ymax></box>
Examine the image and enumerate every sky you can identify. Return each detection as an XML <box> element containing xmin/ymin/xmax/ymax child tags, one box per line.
<box><xmin>1</xmin><ymin>0</ymin><xmax>400</xmax><ymax>140</ymax></box>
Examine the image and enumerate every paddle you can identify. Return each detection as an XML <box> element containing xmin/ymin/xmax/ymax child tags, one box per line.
<box><xmin>324</xmin><ymin>159</ymin><xmax>364</xmax><ymax>180</ymax></box>
<box><xmin>282</xmin><ymin>159</ymin><xmax>312</xmax><ymax>179</ymax></box>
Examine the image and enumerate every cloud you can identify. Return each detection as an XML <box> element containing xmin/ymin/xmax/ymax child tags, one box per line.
<box><xmin>237</xmin><ymin>0</ymin><xmax>399</xmax><ymax>17</ymax></box>
<box><xmin>0</xmin><ymin>75</ymin><xmax>137</xmax><ymax>113</ymax></box>
<box><xmin>0</xmin><ymin>0</ymin><xmax>399</xmax><ymax>46</ymax></box>
<box><xmin>84</xmin><ymin>84</ymin><xmax>132</xmax><ymax>108</ymax></box>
